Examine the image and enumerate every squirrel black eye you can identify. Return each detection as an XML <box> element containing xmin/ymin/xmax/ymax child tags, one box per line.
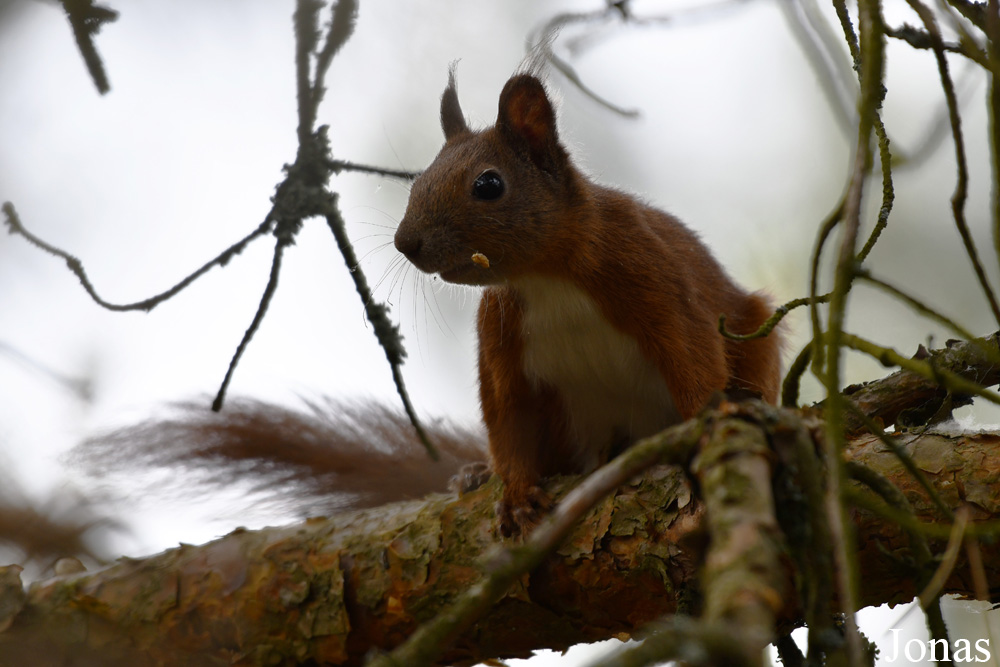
<box><xmin>472</xmin><ymin>170</ymin><xmax>504</xmax><ymax>200</ymax></box>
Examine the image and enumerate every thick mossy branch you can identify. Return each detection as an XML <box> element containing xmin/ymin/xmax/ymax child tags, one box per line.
<box><xmin>3</xmin><ymin>404</ymin><xmax>999</xmax><ymax>667</ymax></box>
<box><xmin>836</xmin><ymin>332</ymin><xmax>1000</xmax><ymax>433</ymax></box>
<box><xmin>692</xmin><ymin>418</ymin><xmax>787</xmax><ymax>658</ymax></box>
<box><xmin>371</xmin><ymin>420</ymin><xmax>704</xmax><ymax>667</ymax></box>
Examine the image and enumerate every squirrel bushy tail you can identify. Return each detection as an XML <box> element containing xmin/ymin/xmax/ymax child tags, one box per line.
<box><xmin>78</xmin><ymin>399</ymin><xmax>486</xmax><ymax>515</ymax></box>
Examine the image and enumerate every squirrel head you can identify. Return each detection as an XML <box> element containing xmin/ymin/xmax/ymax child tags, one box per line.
<box><xmin>394</xmin><ymin>71</ymin><xmax>577</xmax><ymax>286</ymax></box>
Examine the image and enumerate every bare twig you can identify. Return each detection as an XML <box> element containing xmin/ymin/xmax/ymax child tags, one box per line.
<box><xmin>906</xmin><ymin>0</ymin><xmax>1000</xmax><ymax>327</ymax></box>
<box><xmin>212</xmin><ymin>236</ymin><xmax>289</xmax><ymax>412</ymax></box>
<box><xmin>807</xmin><ymin>202</ymin><xmax>844</xmax><ymax>373</ymax></box>
<box><xmin>528</xmin><ymin>6</ymin><xmax>640</xmax><ymax>118</ymax></box>
<box><xmin>323</xmin><ymin>203</ymin><xmax>437</xmax><ymax>459</ymax></box>
<box><xmin>61</xmin><ymin>0</ymin><xmax>118</xmax><ymax>94</ymax></box>
<box><xmin>820</xmin><ymin>2</ymin><xmax>887</xmax><ymax>664</ymax></box>
<box><xmin>780</xmin><ymin>342</ymin><xmax>812</xmax><ymax>407</ymax></box>
<box><xmin>527</xmin><ymin>0</ymin><xmax>756</xmax><ymax>118</ymax></box>
<box><xmin>778</xmin><ymin>0</ymin><xmax>857</xmax><ymax>135</ymax></box>
<box><xmin>718</xmin><ymin>293</ymin><xmax>829</xmax><ymax>342</ymax></box>
<box><xmin>284</xmin><ymin>0</ymin><xmax>432</xmax><ymax>455</ymax></box>
<box><xmin>293</xmin><ymin>0</ymin><xmax>323</xmax><ymax>147</ymax></box>
<box><xmin>0</xmin><ymin>340</ymin><xmax>93</xmax><ymax>402</ymax></box>
<box><xmin>857</xmin><ymin>270</ymin><xmax>1000</xmax><ymax>364</ymax></box>
<box><xmin>847</xmin><ymin>459</ymin><xmax>952</xmax><ymax>656</ymax></box>
<box><xmin>986</xmin><ymin>0</ymin><xmax>1000</xmax><ymax>281</ymax></box>
<box><xmin>312</xmin><ymin>0</ymin><xmax>358</xmax><ymax>110</ymax></box>
<box><xmin>885</xmin><ymin>23</ymin><xmax>988</xmax><ymax>65</ymax></box>
<box><xmin>844</xmin><ymin>403</ymin><xmax>955</xmax><ymax>521</ymax></box>
<box><xmin>918</xmin><ymin>506</ymin><xmax>970</xmax><ymax>608</ymax></box>
<box><xmin>592</xmin><ymin>617</ymin><xmax>765</xmax><ymax>667</ymax></box>
<box><xmin>325</xmin><ymin>158</ymin><xmax>420</xmax><ymax>180</ymax></box>
<box><xmin>2</xmin><ymin>202</ymin><xmax>273</xmax><ymax>313</ymax></box>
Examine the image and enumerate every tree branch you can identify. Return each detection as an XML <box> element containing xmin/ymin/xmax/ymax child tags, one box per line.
<box><xmin>4</xmin><ymin>404</ymin><xmax>1000</xmax><ymax>666</ymax></box>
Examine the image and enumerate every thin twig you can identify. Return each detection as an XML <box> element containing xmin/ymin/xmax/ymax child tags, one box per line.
<box><xmin>778</xmin><ymin>0</ymin><xmax>857</xmax><ymax>135</ymax></box>
<box><xmin>808</xmin><ymin>203</ymin><xmax>844</xmax><ymax>375</ymax></box>
<box><xmin>294</xmin><ymin>0</ymin><xmax>323</xmax><ymax>148</ymax></box>
<box><xmin>61</xmin><ymin>0</ymin><xmax>118</xmax><ymax>94</ymax></box>
<box><xmin>528</xmin><ymin>7</ymin><xmax>640</xmax><ymax>117</ymax></box>
<box><xmin>311</xmin><ymin>0</ymin><xmax>358</xmax><ymax>112</ymax></box>
<box><xmin>846</xmin><ymin>461</ymin><xmax>933</xmax><ymax>563</ymax></box>
<box><xmin>780</xmin><ymin>342</ymin><xmax>812</xmax><ymax>407</ymax></box>
<box><xmin>212</xmin><ymin>236</ymin><xmax>288</xmax><ymax>412</ymax></box>
<box><xmin>844</xmin><ymin>488</ymin><xmax>1000</xmax><ymax>540</ymax></box>
<box><xmin>859</xmin><ymin>113</ymin><xmax>894</xmax><ymax>262</ymax></box>
<box><xmin>326</xmin><ymin>159</ymin><xmax>420</xmax><ymax>180</ymax></box>
<box><xmin>848</xmin><ymin>456</ymin><xmax>991</xmax><ymax>651</ymax></box>
<box><xmin>965</xmin><ymin>534</ymin><xmax>991</xmax><ymax>602</ymax></box>
<box><xmin>823</xmin><ymin>2</ymin><xmax>887</xmax><ymax>663</ymax></box>
<box><xmin>2</xmin><ymin>202</ymin><xmax>273</xmax><ymax>313</ymax></box>
<box><xmin>284</xmin><ymin>1</ymin><xmax>431</xmax><ymax>452</ymax></box>
<box><xmin>906</xmin><ymin>0</ymin><xmax>1000</xmax><ymax>327</ymax></box>
<box><xmin>918</xmin><ymin>506</ymin><xmax>969</xmax><ymax>608</ymax></box>
<box><xmin>324</xmin><ymin>204</ymin><xmax>437</xmax><ymax>459</ymax></box>
<box><xmin>718</xmin><ymin>293</ymin><xmax>829</xmax><ymax>342</ymax></box>
<box><xmin>718</xmin><ymin>170</ymin><xmax>890</xmax><ymax>346</ymax></box>
<box><xmin>947</xmin><ymin>0</ymin><xmax>988</xmax><ymax>30</ymax></box>
<box><xmin>885</xmin><ymin>24</ymin><xmax>989</xmax><ymax>65</ymax></box>
<box><xmin>857</xmin><ymin>270</ymin><xmax>1000</xmax><ymax>365</ymax></box>
<box><xmin>844</xmin><ymin>402</ymin><xmax>955</xmax><ymax>521</ymax></box>
<box><xmin>937</xmin><ymin>0</ymin><xmax>993</xmax><ymax>67</ymax></box>
<box><xmin>984</xmin><ymin>0</ymin><xmax>1000</xmax><ymax>291</ymax></box>
<box><xmin>0</xmin><ymin>340</ymin><xmax>93</xmax><ymax>402</ymax></box>
<box><xmin>840</xmin><ymin>332</ymin><xmax>1000</xmax><ymax>407</ymax></box>
<box><xmin>848</xmin><ymin>459</ymin><xmax>953</xmax><ymax>656</ymax></box>
<box><xmin>591</xmin><ymin>617</ymin><xmax>765</xmax><ymax>667</ymax></box>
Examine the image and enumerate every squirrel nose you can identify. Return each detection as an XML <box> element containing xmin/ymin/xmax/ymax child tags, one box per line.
<box><xmin>394</xmin><ymin>226</ymin><xmax>423</xmax><ymax>261</ymax></box>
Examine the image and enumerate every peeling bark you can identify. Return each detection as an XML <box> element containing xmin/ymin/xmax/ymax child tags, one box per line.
<box><xmin>2</xmin><ymin>408</ymin><xmax>999</xmax><ymax>666</ymax></box>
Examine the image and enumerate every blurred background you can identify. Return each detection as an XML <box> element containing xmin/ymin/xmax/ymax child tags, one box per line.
<box><xmin>1</xmin><ymin>0</ymin><xmax>998</xmax><ymax>663</ymax></box>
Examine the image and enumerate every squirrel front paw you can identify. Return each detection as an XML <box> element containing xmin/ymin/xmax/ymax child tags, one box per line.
<box><xmin>449</xmin><ymin>461</ymin><xmax>493</xmax><ymax>495</ymax></box>
<box><xmin>497</xmin><ymin>485</ymin><xmax>553</xmax><ymax>538</ymax></box>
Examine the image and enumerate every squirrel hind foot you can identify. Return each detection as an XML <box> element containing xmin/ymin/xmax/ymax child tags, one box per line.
<box><xmin>497</xmin><ymin>485</ymin><xmax>553</xmax><ymax>538</ymax></box>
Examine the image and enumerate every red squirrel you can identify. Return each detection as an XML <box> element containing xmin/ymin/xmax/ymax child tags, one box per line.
<box><xmin>82</xmin><ymin>71</ymin><xmax>780</xmax><ymax>536</ymax></box>
<box><xmin>394</xmin><ymin>71</ymin><xmax>782</xmax><ymax>535</ymax></box>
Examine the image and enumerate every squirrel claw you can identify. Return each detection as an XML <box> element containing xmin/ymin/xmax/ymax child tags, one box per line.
<box><xmin>449</xmin><ymin>461</ymin><xmax>493</xmax><ymax>495</ymax></box>
<box><xmin>497</xmin><ymin>485</ymin><xmax>553</xmax><ymax>538</ymax></box>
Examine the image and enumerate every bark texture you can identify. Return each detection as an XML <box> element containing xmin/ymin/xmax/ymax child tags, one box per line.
<box><xmin>1</xmin><ymin>408</ymin><xmax>998</xmax><ymax>666</ymax></box>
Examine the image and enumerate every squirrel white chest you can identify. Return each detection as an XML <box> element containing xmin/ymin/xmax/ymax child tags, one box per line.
<box><xmin>514</xmin><ymin>277</ymin><xmax>679</xmax><ymax>470</ymax></box>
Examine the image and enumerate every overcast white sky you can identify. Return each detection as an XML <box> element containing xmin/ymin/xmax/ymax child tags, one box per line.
<box><xmin>1</xmin><ymin>1</ymin><xmax>998</xmax><ymax>663</ymax></box>
<box><xmin>0</xmin><ymin>0</ymin><xmax>832</xmax><ymax>538</ymax></box>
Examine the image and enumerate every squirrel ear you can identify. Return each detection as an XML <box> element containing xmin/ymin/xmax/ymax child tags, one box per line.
<box><xmin>441</xmin><ymin>68</ymin><xmax>470</xmax><ymax>140</ymax></box>
<box><xmin>497</xmin><ymin>75</ymin><xmax>564</xmax><ymax>172</ymax></box>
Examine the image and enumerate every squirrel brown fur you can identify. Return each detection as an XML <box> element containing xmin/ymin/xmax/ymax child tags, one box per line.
<box><xmin>394</xmin><ymin>70</ymin><xmax>781</xmax><ymax>535</ymax></box>
<box><xmin>84</xmin><ymin>71</ymin><xmax>781</xmax><ymax>536</ymax></box>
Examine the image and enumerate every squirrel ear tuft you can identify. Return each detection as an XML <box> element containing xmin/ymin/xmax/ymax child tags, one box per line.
<box><xmin>497</xmin><ymin>75</ymin><xmax>563</xmax><ymax>171</ymax></box>
<box><xmin>441</xmin><ymin>66</ymin><xmax>470</xmax><ymax>140</ymax></box>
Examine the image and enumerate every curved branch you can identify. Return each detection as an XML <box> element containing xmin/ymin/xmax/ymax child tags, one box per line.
<box><xmin>3</xmin><ymin>411</ymin><xmax>999</xmax><ymax>667</ymax></box>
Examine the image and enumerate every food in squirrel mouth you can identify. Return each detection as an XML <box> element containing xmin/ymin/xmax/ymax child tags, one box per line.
<box><xmin>471</xmin><ymin>252</ymin><xmax>490</xmax><ymax>268</ymax></box>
